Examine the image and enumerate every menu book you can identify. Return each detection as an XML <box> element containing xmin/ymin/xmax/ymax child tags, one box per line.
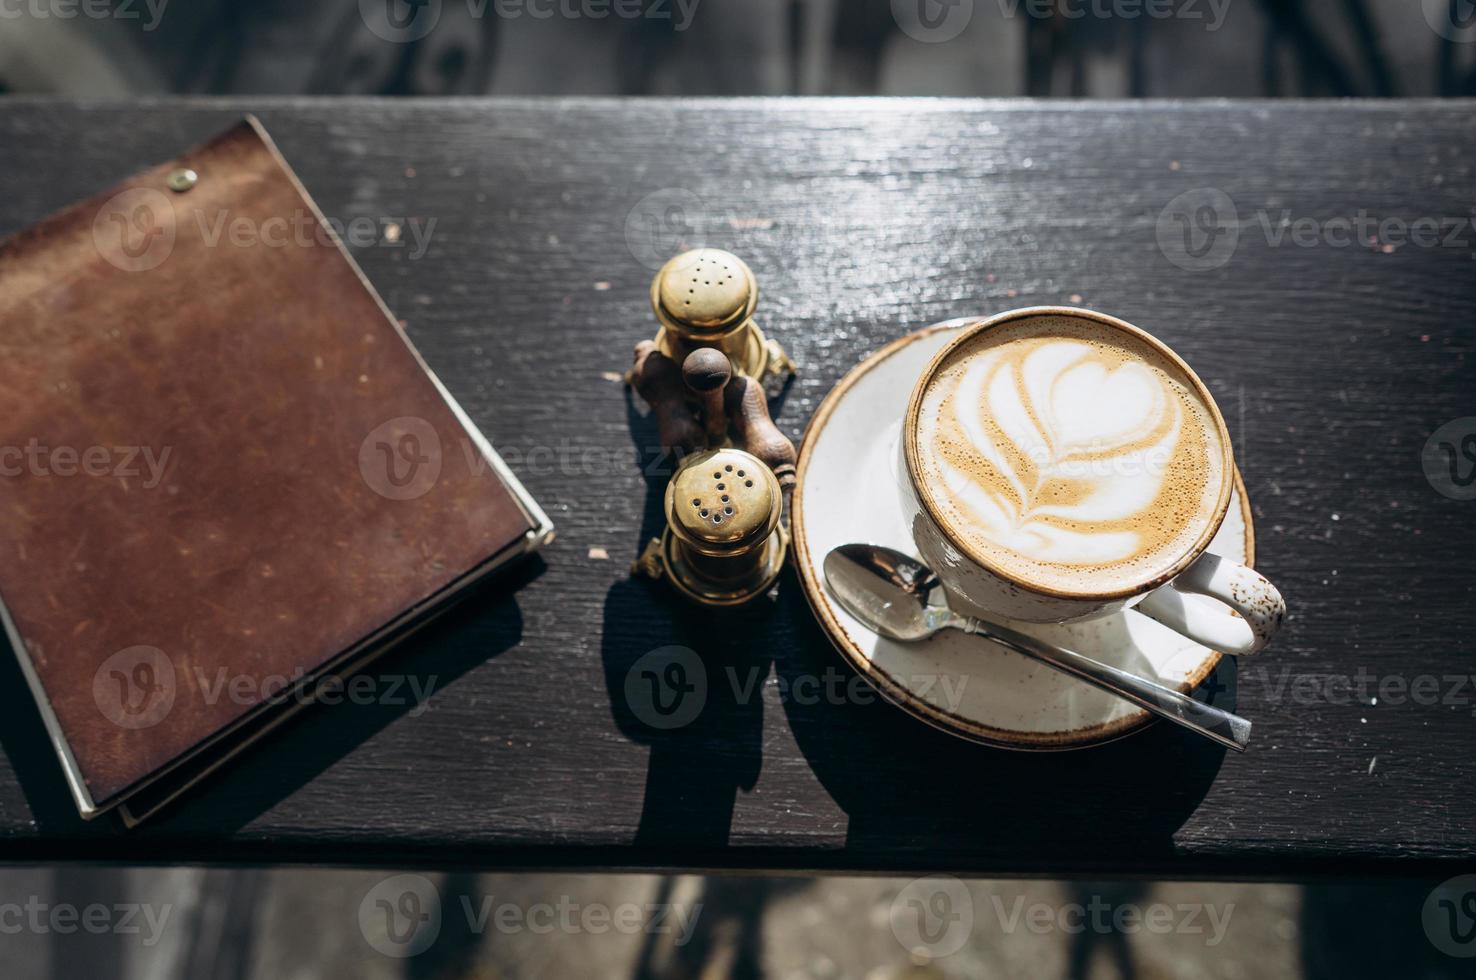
<box><xmin>0</xmin><ymin>117</ymin><xmax>552</xmax><ymax>824</ymax></box>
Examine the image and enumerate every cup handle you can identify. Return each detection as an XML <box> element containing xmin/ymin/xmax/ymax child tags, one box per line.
<box><xmin>1133</xmin><ymin>553</ymin><xmax>1285</xmax><ymax>657</ymax></box>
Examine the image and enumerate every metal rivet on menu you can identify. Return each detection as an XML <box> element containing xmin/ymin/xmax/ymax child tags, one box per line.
<box><xmin>166</xmin><ymin>168</ymin><xmax>199</xmax><ymax>193</ymax></box>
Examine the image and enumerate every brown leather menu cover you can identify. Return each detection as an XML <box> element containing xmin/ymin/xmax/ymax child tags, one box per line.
<box><xmin>0</xmin><ymin>117</ymin><xmax>552</xmax><ymax>820</ymax></box>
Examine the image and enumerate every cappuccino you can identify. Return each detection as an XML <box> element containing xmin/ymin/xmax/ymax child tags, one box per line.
<box><xmin>911</xmin><ymin>313</ymin><xmax>1228</xmax><ymax>595</ymax></box>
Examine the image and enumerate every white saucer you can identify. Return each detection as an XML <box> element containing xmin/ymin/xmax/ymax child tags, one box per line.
<box><xmin>791</xmin><ymin>320</ymin><xmax>1255</xmax><ymax>750</ymax></box>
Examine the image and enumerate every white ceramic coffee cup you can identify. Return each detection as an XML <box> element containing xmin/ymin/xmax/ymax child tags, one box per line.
<box><xmin>899</xmin><ymin>307</ymin><xmax>1285</xmax><ymax>657</ymax></box>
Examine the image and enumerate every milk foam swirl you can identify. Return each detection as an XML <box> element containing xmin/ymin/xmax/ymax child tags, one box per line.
<box><xmin>914</xmin><ymin>318</ymin><xmax>1226</xmax><ymax>594</ymax></box>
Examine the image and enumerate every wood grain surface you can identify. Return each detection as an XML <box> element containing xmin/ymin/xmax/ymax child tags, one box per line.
<box><xmin>0</xmin><ymin>98</ymin><xmax>1471</xmax><ymax>877</ymax></box>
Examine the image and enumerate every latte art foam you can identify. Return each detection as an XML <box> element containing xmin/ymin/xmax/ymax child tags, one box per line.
<box><xmin>913</xmin><ymin>316</ymin><xmax>1228</xmax><ymax>594</ymax></box>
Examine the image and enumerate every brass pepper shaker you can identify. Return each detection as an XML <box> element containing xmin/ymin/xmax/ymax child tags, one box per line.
<box><xmin>633</xmin><ymin>448</ymin><xmax>788</xmax><ymax>605</ymax></box>
<box><xmin>650</xmin><ymin>248</ymin><xmax>796</xmax><ymax>384</ymax></box>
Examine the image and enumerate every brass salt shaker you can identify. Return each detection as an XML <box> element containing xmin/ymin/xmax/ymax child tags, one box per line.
<box><xmin>633</xmin><ymin>448</ymin><xmax>788</xmax><ymax>605</ymax></box>
<box><xmin>650</xmin><ymin>248</ymin><xmax>795</xmax><ymax>384</ymax></box>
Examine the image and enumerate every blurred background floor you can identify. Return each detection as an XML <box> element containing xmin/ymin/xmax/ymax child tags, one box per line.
<box><xmin>1</xmin><ymin>0</ymin><xmax>1473</xmax><ymax>99</ymax></box>
<box><xmin>0</xmin><ymin>867</ymin><xmax>1470</xmax><ymax>979</ymax></box>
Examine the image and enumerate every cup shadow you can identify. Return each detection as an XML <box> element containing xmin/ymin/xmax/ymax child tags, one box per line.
<box><xmin>771</xmin><ymin>575</ymin><xmax>1236</xmax><ymax>872</ymax></box>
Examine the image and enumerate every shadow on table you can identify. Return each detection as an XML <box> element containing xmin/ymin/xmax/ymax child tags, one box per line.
<box><xmin>601</xmin><ymin>573</ymin><xmax>777</xmax><ymax>849</ymax></box>
<box><xmin>601</xmin><ymin>555</ymin><xmax>1235</xmax><ymax>868</ymax></box>
<box><xmin>770</xmin><ymin>576</ymin><xmax>1236</xmax><ymax>869</ymax></box>
<box><xmin>0</xmin><ymin>558</ymin><xmax>538</xmax><ymax>839</ymax></box>
<box><xmin>604</xmin><ymin>371</ymin><xmax>1228</xmax><ymax>864</ymax></box>
<box><xmin>600</xmin><ymin>381</ymin><xmax>795</xmax><ymax>850</ymax></box>
<box><xmin>153</xmin><ymin>560</ymin><xmax>538</xmax><ymax>837</ymax></box>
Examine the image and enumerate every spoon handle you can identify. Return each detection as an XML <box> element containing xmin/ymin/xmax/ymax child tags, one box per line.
<box><xmin>960</xmin><ymin>618</ymin><xmax>1251</xmax><ymax>753</ymax></box>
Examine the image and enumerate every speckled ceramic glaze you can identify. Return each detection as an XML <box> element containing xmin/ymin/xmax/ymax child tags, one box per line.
<box><xmin>792</xmin><ymin>320</ymin><xmax>1258</xmax><ymax>749</ymax></box>
<box><xmin>902</xmin><ymin>309</ymin><xmax>1283</xmax><ymax>657</ymax></box>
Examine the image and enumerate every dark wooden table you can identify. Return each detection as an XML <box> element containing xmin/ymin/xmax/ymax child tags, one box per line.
<box><xmin>0</xmin><ymin>98</ymin><xmax>1472</xmax><ymax>878</ymax></box>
